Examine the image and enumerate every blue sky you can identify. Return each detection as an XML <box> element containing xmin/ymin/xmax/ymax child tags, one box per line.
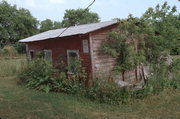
<box><xmin>2</xmin><ymin>0</ymin><xmax>180</xmax><ymax>21</ymax></box>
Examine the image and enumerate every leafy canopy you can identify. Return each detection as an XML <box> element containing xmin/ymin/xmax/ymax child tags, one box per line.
<box><xmin>39</xmin><ymin>19</ymin><xmax>62</xmax><ymax>33</ymax></box>
<box><xmin>61</xmin><ymin>8</ymin><xmax>100</xmax><ymax>27</ymax></box>
<box><xmin>142</xmin><ymin>2</ymin><xmax>180</xmax><ymax>55</ymax></box>
<box><xmin>102</xmin><ymin>2</ymin><xmax>180</xmax><ymax>79</ymax></box>
<box><xmin>0</xmin><ymin>0</ymin><xmax>38</xmax><ymax>44</ymax></box>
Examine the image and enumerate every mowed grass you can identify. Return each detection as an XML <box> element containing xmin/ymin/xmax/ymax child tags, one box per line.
<box><xmin>0</xmin><ymin>58</ymin><xmax>180</xmax><ymax>119</ymax></box>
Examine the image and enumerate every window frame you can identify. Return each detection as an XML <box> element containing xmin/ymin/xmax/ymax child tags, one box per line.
<box><xmin>67</xmin><ymin>50</ymin><xmax>79</xmax><ymax>66</ymax></box>
<box><xmin>29</xmin><ymin>50</ymin><xmax>35</xmax><ymax>61</ymax></box>
<box><xmin>44</xmin><ymin>49</ymin><xmax>52</xmax><ymax>61</ymax></box>
<box><xmin>82</xmin><ymin>39</ymin><xmax>89</xmax><ymax>53</ymax></box>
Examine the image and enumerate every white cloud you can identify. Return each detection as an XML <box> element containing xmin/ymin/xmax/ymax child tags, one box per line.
<box><xmin>49</xmin><ymin>0</ymin><xmax>65</xmax><ymax>4</ymax></box>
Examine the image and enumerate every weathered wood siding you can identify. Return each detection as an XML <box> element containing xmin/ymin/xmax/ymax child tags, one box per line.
<box><xmin>90</xmin><ymin>25</ymin><xmax>117</xmax><ymax>78</ymax></box>
<box><xmin>90</xmin><ymin>25</ymin><xmax>140</xmax><ymax>84</ymax></box>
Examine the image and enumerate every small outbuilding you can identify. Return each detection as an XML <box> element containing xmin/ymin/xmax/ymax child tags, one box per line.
<box><xmin>19</xmin><ymin>21</ymin><xmax>140</xmax><ymax>84</ymax></box>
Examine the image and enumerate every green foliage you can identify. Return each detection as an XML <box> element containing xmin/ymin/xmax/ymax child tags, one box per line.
<box><xmin>170</xmin><ymin>57</ymin><xmax>180</xmax><ymax>88</ymax></box>
<box><xmin>39</xmin><ymin>19</ymin><xmax>54</xmax><ymax>33</ymax></box>
<box><xmin>85</xmin><ymin>79</ymin><xmax>133</xmax><ymax>104</ymax></box>
<box><xmin>19</xmin><ymin>58</ymin><xmax>86</xmax><ymax>94</ymax></box>
<box><xmin>12</xmin><ymin>42</ymin><xmax>26</xmax><ymax>54</ymax></box>
<box><xmin>61</xmin><ymin>8</ymin><xmax>100</xmax><ymax>27</ymax></box>
<box><xmin>53</xmin><ymin>72</ymin><xmax>84</xmax><ymax>94</ymax></box>
<box><xmin>142</xmin><ymin>2</ymin><xmax>180</xmax><ymax>55</ymax></box>
<box><xmin>0</xmin><ymin>48</ymin><xmax>8</xmax><ymax>56</ymax></box>
<box><xmin>19</xmin><ymin>58</ymin><xmax>55</xmax><ymax>93</ymax></box>
<box><xmin>53</xmin><ymin>21</ymin><xmax>62</xmax><ymax>29</ymax></box>
<box><xmin>67</xmin><ymin>57</ymin><xmax>87</xmax><ymax>80</ymax></box>
<box><xmin>138</xmin><ymin>58</ymin><xmax>180</xmax><ymax>97</ymax></box>
<box><xmin>0</xmin><ymin>1</ymin><xmax>38</xmax><ymax>44</ymax></box>
<box><xmin>53</xmin><ymin>58</ymin><xmax>87</xmax><ymax>94</ymax></box>
<box><xmin>102</xmin><ymin>31</ymin><xmax>135</xmax><ymax>73</ymax></box>
<box><xmin>19</xmin><ymin>56</ymin><xmax>179</xmax><ymax>104</ymax></box>
<box><xmin>102</xmin><ymin>17</ymin><xmax>147</xmax><ymax>80</ymax></box>
<box><xmin>143</xmin><ymin>78</ymin><xmax>178</xmax><ymax>96</ymax></box>
<box><xmin>39</xmin><ymin>19</ymin><xmax>62</xmax><ymax>33</ymax></box>
<box><xmin>171</xmin><ymin>57</ymin><xmax>180</xmax><ymax>73</ymax></box>
<box><xmin>102</xmin><ymin>2</ymin><xmax>179</xmax><ymax>83</ymax></box>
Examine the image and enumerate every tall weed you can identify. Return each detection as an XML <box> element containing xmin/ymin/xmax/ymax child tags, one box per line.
<box><xmin>0</xmin><ymin>59</ymin><xmax>26</xmax><ymax>77</ymax></box>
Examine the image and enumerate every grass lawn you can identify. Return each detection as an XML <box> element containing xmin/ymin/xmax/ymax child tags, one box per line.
<box><xmin>0</xmin><ymin>58</ymin><xmax>180</xmax><ymax>119</ymax></box>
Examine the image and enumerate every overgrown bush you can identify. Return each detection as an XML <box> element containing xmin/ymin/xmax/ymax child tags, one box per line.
<box><xmin>84</xmin><ymin>78</ymin><xmax>133</xmax><ymax>104</ymax></box>
<box><xmin>19</xmin><ymin>58</ymin><xmax>86</xmax><ymax>94</ymax></box>
<box><xmin>67</xmin><ymin>57</ymin><xmax>87</xmax><ymax>81</ymax></box>
<box><xmin>12</xmin><ymin>42</ymin><xmax>26</xmax><ymax>54</ymax></box>
<box><xmin>19</xmin><ymin>58</ymin><xmax>56</xmax><ymax>93</ymax></box>
<box><xmin>141</xmin><ymin>60</ymin><xmax>180</xmax><ymax>97</ymax></box>
<box><xmin>53</xmin><ymin>72</ymin><xmax>85</xmax><ymax>94</ymax></box>
<box><xmin>85</xmin><ymin>58</ymin><xmax>180</xmax><ymax>104</ymax></box>
<box><xmin>19</xmin><ymin>57</ymin><xmax>179</xmax><ymax>104</ymax></box>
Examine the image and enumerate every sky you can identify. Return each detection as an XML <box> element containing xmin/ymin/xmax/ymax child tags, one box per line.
<box><xmin>1</xmin><ymin>0</ymin><xmax>180</xmax><ymax>22</ymax></box>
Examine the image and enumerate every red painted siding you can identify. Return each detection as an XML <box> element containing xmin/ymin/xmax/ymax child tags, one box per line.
<box><xmin>26</xmin><ymin>24</ymin><xmax>140</xmax><ymax>84</ymax></box>
<box><xmin>27</xmin><ymin>34</ymin><xmax>92</xmax><ymax>80</ymax></box>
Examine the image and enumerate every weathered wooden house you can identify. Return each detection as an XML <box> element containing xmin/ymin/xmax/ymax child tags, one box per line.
<box><xmin>19</xmin><ymin>21</ymin><xmax>140</xmax><ymax>84</ymax></box>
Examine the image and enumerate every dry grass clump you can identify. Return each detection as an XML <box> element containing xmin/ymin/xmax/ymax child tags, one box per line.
<box><xmin>0</xmin><ymin>45</ymin><xmax>18</xmax><ymax>57</ymax></box>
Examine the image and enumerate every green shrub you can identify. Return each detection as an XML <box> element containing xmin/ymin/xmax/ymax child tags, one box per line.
<box><xmin>0</xmin><ymin>49</ymin><xmax>8</xmax><ymax>55</ymax></box>
<box><xmin>85</xmin><ymin>79</ymin><xmax>133</xmax><ymax>104</ymax></box>
<box><xmin>19</xmin><ymin>58</ymin><xmax>86</xmax><ymax>94</ymax></box>
<box><xmin>85</xmin><ymin>61</ymin><xmax>180</xmax><ymax>104</ymax></box>
<box><xmin>53</xmin><ymin>72</ymin><xmax>85</xmax><ymax>94</ymax></box>
<box><xmin>19</xmin><ymin>58</ymin><xmax>55</xmax><ymax>93</ymax></box>
<box><xmin>142</xmin><ymin>61</ymin><xmax>180</xmax><ymax>96</ymax></box>
<box><xmin>67</xmin><ymin>57</ymin><xmax>87</xmax><ymax>81</ymax></box>
<box><xmin>19</xmin><ymin>57</ymin><xmax>179</xmax><ymax>105</ymax></box>
<box><xmin>170</xmin><ymin>58</ymin><xmax>180</xmax><ymax>89</ymax></box>
<box><xmin>12</xmin><ymin>42</ymin><xmax>26</xmax><ymax>54</ymax></box>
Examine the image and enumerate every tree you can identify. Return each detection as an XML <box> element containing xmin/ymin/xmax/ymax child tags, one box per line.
<box><xmin>142</xmin><ymin>2</ymin><xmax>180</xmax><ymax>55</ymax></box>
<box><xmin>53</xmin><ymin>21</ymin><xmax>61</xmax><ymax>29</ymax></box>
<box><xmin>39</xmin><ymin>19</ymin><xmax>54</xmax><ymax>33</ymax></box>
<box><xmin>102</xmin><ymin>2</ymin><xmax>180</xmax><ymax>81</ymax></box>
<box><xmin>39</xmin><ymin>19</ymin><xmax>62</xmax><ymax>33</ymax></box>
<box><xmin>16</xmin><ymin>8</ymin><xmax>39</xmax><ymax>40</ymax></box>
<box><xmin>61</xmin><ymin>8</ymin><xmax>100</xmax><ymax>27</ymax></box>
<box><xmin>0</xmin><ymin>0</ymin><xmax>38</xmax><ymax>44</ymax></box>
<box><xmin>102</xmin><ymin>16</ymin><xmax>148</xmax><ymax>81</ymax></box>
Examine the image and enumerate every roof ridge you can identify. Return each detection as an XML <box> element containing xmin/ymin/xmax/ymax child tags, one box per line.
<box><xmin>52</xmin><ymin>20</ymin><xmax>117</xmax><ymax>31</ymax></box>
<box><xmin>19</xmin><ymin>20</ymin><xmax>117</xmax><ymax>43</ymax></box>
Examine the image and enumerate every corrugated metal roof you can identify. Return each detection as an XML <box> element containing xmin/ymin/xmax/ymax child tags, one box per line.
<box><xmin>19</xmin><ymin>20</ymin><xmax>117</xmax><ymax>43</ymax></box>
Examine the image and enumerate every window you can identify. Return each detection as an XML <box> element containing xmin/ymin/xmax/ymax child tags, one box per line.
<box><xmin>67</xmin><ymin>50</ymin><xmax>79</xmax><ymax>73</ymax></box>
<box><xmin>29</xmin><ymin>50</ymin><xmax>34</xmax><ymax>60</ymax></box>
<box><xmin>67</xmin><ymin>50</ymin><xmax>79</xmax><ymax>64</ymax></box>
<box><xmin>44</xmin><ymin>50</ymin><xmax>52</xmax><ymax>61</ymax></box>
<box><xmin>82</xmin><ymin>40</ymin><xmax>89</xmax><ymax>53</ymax></box>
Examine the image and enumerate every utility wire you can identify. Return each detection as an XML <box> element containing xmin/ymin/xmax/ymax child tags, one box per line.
<box><xmin>58</xmin><ymin>0</ymin><xmax>96</xmax><ymax>37</ymax></box>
